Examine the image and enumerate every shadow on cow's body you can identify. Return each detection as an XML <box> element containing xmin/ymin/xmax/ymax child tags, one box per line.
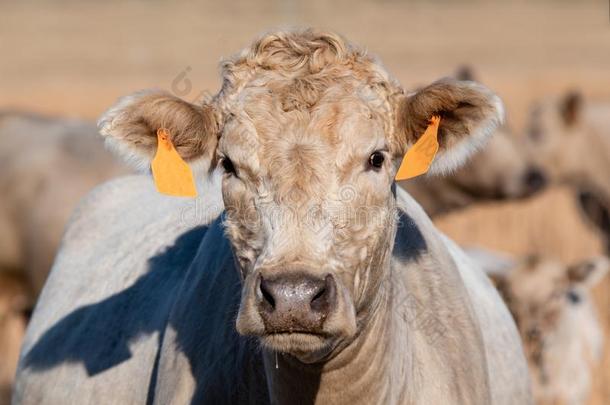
<box><xmin>21</xmin><ymin>222</ymin><xmax>272</xmax><ymax>404</ymax></box>
<box><xmin>20</xmin><ymin>210</ymin><xmax>427</xmax><ymax>404</ymax></box>
<box><xmin>23</xmin><ymin>225</ymin><xmax>209</xmax><ymax>377</ymax></box>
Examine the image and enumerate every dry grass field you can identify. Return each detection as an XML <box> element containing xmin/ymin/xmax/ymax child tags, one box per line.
<box><xmin>1</xmin><ymin>0</ymin><xmax>609</xmax><ymax>403</ymax></box>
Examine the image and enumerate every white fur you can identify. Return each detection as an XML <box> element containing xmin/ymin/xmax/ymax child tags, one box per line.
<box><xmin>103</xmin><ymin>136</ymin><xmax>152</xmax><ymax>173</ymax></box>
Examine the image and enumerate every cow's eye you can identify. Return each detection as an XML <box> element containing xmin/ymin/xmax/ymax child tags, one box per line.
<box><xmin>526</xmin><ymin>327</ymin><xmax>541</xmax><ymax>341</ymax></box>
<box><xmin>528</xmin><ymin>124</ymin><xmax>544</xmax><ymax>142</ymax></box>
<box><xmin>368</xmin><ymin>151</ymin><xmax>385</xmax><ymax>168</ymax></box>
<box><xmin>221</xmin><ymin>157</ymin><xmax>236</xmax><ymax>175</ymax></box>
<box><xmin>566</xmin><ymin>289</ymin><xmax>581</xmax><ymax>304</ymax></box>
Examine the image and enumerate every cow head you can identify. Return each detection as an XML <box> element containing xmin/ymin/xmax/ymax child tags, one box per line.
<box><xmin>524</xmin><ymin>91</ymin><xmax>610</xmax><ymax>248</ymax></box>
<box><xmin>486</xmin><ymin>254</ymin><xmax>608</xmax><ymax>402</ymax></box>
<box><xmin>524</xmin><ymin>91</ymin><xmax>589</xmax><ymax>182</ymax></box>
<box><xmin>443</xmin><ymin>127</ymin><xmax>546</xmax><ymax>200</ymax></box>
<box><xmin>99</xmin><ymin>30</ymin><xmax>503</xmax><ymax>362</ymax></box>
<box><xmin>404</xmin><ymin>126</ymin><xmax>546</xmax><ymax>216</ymax></box>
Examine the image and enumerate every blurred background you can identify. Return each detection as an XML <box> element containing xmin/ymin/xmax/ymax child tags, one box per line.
<box><xmin>1</xmin><ymin>0</ymin><xmax>609</xmax><ymax>404</ymax></box>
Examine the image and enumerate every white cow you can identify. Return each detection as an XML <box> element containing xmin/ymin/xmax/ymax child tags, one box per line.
<box><xmin>469</xmin><ymin>247</ymin><xmax>608</xmax><ymax>405</ymax></box>
<box><xmin>14</xmin><ymin>29</ymin><xmax>531</xmax><ymax>405</ymax></box>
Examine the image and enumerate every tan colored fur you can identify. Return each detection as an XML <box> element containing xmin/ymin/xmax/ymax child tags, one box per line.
<box><xmin>524</xmin><ymin>94</ymin><xmax>610</xmax><ymax>250</ymax></box>
<box><xmin>99</xmin><ymin>90</ymin><xmax>220</xmax><ymax>171</ymax></box>
<box><xmin>490</xmin><ymin>255</ymin><xmax>608</xmax><ymax>405</ymax></box>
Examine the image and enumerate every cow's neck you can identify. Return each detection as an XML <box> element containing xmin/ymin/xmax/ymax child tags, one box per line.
<box><xmin>263</xmin><ymin>267</ymin><xmax>409</xmax><ymax>405</ymax></box>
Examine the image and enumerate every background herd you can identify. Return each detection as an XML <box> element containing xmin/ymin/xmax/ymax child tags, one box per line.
<box><xmin>1</xmin><ymin>1</ymin><xmax>608</xmax><ymax>404</ymax></box>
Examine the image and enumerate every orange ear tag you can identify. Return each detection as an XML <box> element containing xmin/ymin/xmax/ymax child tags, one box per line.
<box><xmin>151</xmin><ymin>128</ymin><xmax>198</xmax><ymax>197</ymax></box>
<box><xmin>395</xmin><ymin>116</ymin><xmax>441</xmax><ymax>181</ymax></box>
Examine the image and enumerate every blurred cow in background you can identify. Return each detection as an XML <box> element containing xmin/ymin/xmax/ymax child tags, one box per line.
<box><xmin>401</xmin><ymin>126</ymin><xmax>546</xmax><ymax>217</ymax></box>
<box><xmin>401</xmin><ymin>67</ymin><xmax>546</xmax><ymax>217</ymax></box>
<box><xmin>469</xmin><ymin>248</ymin><xmax>609</xmax><ymax>405</ymax></box>
<box><xmin>524</xmin><ymin>93</ymin><xmax>610</xmax><ymax>252</ymax></box>
<box><xmin>0</xmin><ymin>111</ymin><xmax>130</xmax><ymax>295</ymax></box>
<box><xmin>0</xmin><ymin>111</ymin><xmax>129</xmax><ymax>403</ymax></box>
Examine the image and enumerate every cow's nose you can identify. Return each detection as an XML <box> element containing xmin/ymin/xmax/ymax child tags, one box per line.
<box><xmin>523</xmin><ymin>167</ymin><xmax>547</xmax><ymax>195</ymax></box>
<box><xmin>257</xmin><ymin>274</ymin><xmax>336</xmax><ymax>333</ymax></box>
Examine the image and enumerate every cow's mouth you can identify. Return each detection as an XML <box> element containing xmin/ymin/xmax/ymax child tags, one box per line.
<box><xmin>259</xmin><ymin>331</ymin><xmax>331</xmax><ymax>358</ymax></box>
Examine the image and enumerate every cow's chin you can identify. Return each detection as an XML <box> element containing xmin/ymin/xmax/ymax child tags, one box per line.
<box><xmin>259</xmin><ymin>332</ymin><xmax>336</xmax><ymax>363</ymax></box>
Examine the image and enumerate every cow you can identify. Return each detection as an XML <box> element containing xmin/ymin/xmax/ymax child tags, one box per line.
<box><xmin>14</xmin><ymin>29</ymin><xmax>531</xmax><ymax>404</ymax></box>
<box><xmin>0</xmin><ymin>112</ymin><xmax>130</xmax><ymax>401</ymax></box>
<box><xmin>469</xmin><ymin>248</ymin><xmax>609</xmax><ymax>405</ymax></box>
<box><xmin>523</xmin><ymin>92</ymin><xmax>610</xmax><ymax>252</ymax></box>
<box><xmin>0</xmin><ymin>111</ymin><xmax>130</xmax><ymax>295</ymax></box>
<box><xmin>402</xmin><ymin>127</ymin><xmax>546</xmax><ymax>217</ymax></box>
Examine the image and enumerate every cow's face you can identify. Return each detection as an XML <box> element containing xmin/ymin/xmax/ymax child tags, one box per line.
<box><xmin>442</xmin><ymin>128</ymin><xmax>546</xmax><ymax>201</ymax></box>
<box><xmin>490</xmin><ymin>256</ymin><xmax>608</xmax><ymax>389</ymax></box>
<box><xmin>99</xmin><ymin>30</ymin><xmax>504</xmax><ymax>361</ymax></box>
<box><xmin>218</xmin><ymin>86</ymin><xmax>398</xmax><ymax>360</ymax></box>
<box><xmin>524</xmin><ymin>92</ymin><xmax>589</xmax><ymax>182</ymax></box>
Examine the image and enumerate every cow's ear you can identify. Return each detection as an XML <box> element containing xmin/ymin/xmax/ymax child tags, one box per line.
<box><xmin>567</xmin><ymin>256</ymin><xmax>609</xmax><ymax>288</ymax></box>
<box><xmin>578</xmin><ymin>190</ymin><xmax>610</xmax><ymax>237</ymax></box>
<box><xmin>559</xmin><ymin>90</ymin><xmax>583</xmax><ymax>127</ymax></box>
<box><xmin>454</xmin><ymin>65</ymin><xmax>476</xmax><ymax>82</ymax></box>
<box><xmin>396</xmin><ymin>78</ymin><xmax>504</xmax><ymax>175</ymax></box>
<box><xmin>98</xmin><ymin>89</ymin><xmax>220</xmax><ymax>171</ymax></box>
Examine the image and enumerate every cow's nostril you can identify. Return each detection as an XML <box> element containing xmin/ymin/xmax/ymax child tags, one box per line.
<box><xmin>310</xmin><ymin>274</ymin><xmax>336</xmax><ymax>313</ymax></box>
<box><xmin>311</xmin><ymin>287</ymin><xmax>326</xmax><ymax>304</ymax></box>
<box><xmin>523</xmin><ymin>167</ymin><xmax>547</xmax><ymax>194</ymax></box>
<box><xmin>259</xmin><ymin>278</ymin><xmax>276</xmax><ymax>312</ymax></box>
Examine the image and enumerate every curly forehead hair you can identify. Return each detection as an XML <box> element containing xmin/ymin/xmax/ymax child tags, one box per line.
<box><xmin>216</xmin><ymin>29</ymin><xmax>403</xmax><ymax>110</ymax></box>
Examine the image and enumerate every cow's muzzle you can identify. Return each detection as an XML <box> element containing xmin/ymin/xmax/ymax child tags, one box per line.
<box><xmin>257</xmin><ymin>273</ymin><xmax>336</xmax><ymax>334</ymax></box>
<box><xmin>236</xmin><ymin>267</ymin><xmax>357</xmax><ymax>359</ymax></box>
